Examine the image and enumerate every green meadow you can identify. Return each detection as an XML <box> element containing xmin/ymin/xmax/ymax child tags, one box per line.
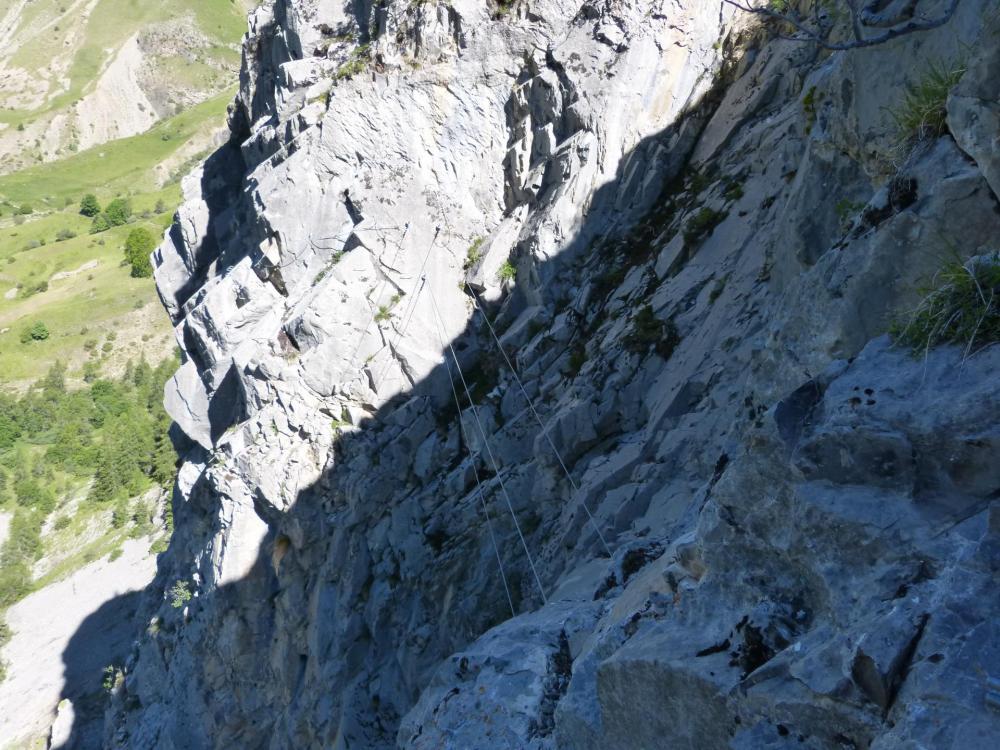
<box><xmin>0</xmin><ymin>90</ymin><xmax>234</xmax><ymax>384</ymax></box>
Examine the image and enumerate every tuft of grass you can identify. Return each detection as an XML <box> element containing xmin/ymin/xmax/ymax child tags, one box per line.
<box><xmin>802</xmin><ymin>86</ymin><xmax>820</xmax><ymax>133</ymax></box>
<box><xmin>566</xmin><ymin>343</ymin><xmax>587</xmax><ymax>377</ymax></box>
<box><xmin>464</xmin><ymin>237</ymin><xmax>484</xmax><ymax>270</ymax></box>
<box><xmin>624</xmin><ymin>305</ymin><xmax>681</xmax><ymax>360</ymax></box>
<box><xmin>683</xmin><ymin>207</ymin><xmax>728</xmax><ymax>247</ymax></box>
<box><xmin>150</xmin><ymin>537</ymin><xmax>169</xmax><ymax>555</ymax></box>
<box><xmin>722</xmin><ymin>177</ymin><xmax>744</xmax><ymax>203</ymax></box>
<box><xmin>497</xmin><ymin>260</ymin><xmax>517</xmax><ymax>283</ymax></box>
<box><xmin>835</xmin><ymin>198</ymin><xmax>864</xmax><ymax>229</ymax></box>
<box><xmin>888</xmin><ymin>61</ymin><xmax>966</xmax><ymax>145</ymax></box>
<box><xmin>891</xmin><ymin>254</ymin><xmax>1000</xmax><ymax>356</ymax></box>
<box><xmin>335</xmin><ymin>44</ymin><xmax>371</xmax><ymax>80</ymax></box>
<box><xmin>709</xmin><ymin>273</ymin><xmax>730</xmax><ymax>305</ymax></box>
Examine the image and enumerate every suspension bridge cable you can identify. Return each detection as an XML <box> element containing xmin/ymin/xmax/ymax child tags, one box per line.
<box><xmin>427</xmin><ymin>283</ymin><xmax>549</xmax><ymax>605</ymax></box>
<box><xmin>430</xmin><ymin>306</ymin><xmax>517</xmax><ymax>618</ymax></box>
<box><xmin>467</xmin><ymin>286</ymin><xmax>613</xmax><ymax>558</ymax></box>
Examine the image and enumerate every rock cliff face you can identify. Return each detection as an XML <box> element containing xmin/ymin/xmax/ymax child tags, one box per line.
<box><xmin>108</xmin><ymin>1</ymin><xmax>1000</xmax><ymax>748</ymax></box>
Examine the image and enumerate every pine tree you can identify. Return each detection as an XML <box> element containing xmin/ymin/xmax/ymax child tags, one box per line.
<box><xmin>79</xmin><ymin>193</ymin><xmax>101</xmax><ymax>217</ymax></box>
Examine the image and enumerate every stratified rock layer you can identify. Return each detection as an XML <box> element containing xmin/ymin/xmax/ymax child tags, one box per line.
<box><xmin>108</xmin><ymin>2</ymin><xmax>1000</xmax><ymax>748</ymax></box>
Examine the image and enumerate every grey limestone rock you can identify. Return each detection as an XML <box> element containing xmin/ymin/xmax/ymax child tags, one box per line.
<box><xmin>106</xmin><ymin>0</ymin><xmax>1000</xmax><ymax>747</ymax></box>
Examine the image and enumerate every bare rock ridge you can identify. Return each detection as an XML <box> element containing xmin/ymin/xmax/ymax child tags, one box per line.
<box><xmin>103</xmin><ymin>1</ymin><xmax>1000</xmax><ymax>748</ymax></box>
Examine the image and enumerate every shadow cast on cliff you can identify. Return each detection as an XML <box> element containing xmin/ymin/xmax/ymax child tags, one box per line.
<box><xmin>58</xmin><ymin>60</ymin><xmax>743</xmax><ymax>749</ymax></box>
<box><xmin>54</xmin><ymin>591</ymin><xmax>145</xmax><ymax>749</ymax></box>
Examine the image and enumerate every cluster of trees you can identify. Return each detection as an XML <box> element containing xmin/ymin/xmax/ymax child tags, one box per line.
<box><xmin>124</xmin><ymin>227</ymin><xmax>155</xmax><ymax>278</ymax></box>
<box><xmin>79</xmin><ymin>194</ymin><xmax>156</xmax><ymax>276</ymax></box>
<box><xmin>85</xmin><ymin>196</ymin><xmax>132</xmax><ymax>234</ymax></box>
<box><xmin>0</xmin><ymin>357</ymin><xmax>179</xmax><ymax>610</ymax></box>
<box><xmin>17</xmin><ymin>321</ymin><xmax>49</xmax><ymax>344</ymax></box>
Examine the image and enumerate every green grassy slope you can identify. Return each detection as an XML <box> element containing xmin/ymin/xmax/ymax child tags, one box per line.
<box><xmin>0</xmin><ymin>0</ymin><xmax>250</xmax><ymax>126</ymax></box>
<box><xmin>0</xmin><ymin>89</ymin><xmax>234</xmax><ymax>383</ymax></box>
<box><xmin>0</xmin><ymin>90</ymin><xmax>233</xmax><ymax>206</ymax></box>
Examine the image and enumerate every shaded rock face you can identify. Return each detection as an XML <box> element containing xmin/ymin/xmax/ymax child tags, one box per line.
<box><xmin>109</xmin><ymin>1</ymin><xmax>1000</xmax><ymax>748</ymax></box>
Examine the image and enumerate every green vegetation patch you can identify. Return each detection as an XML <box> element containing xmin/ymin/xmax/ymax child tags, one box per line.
<box><xmin>498</xmin><ymin>260</ymin><xmax>517</xmax><ymax>283</ymax></box>
<box><xmin>0</xmin><ymin>358</ymin><xmax>179</xmax><ymax>628</ymax></box>
<box><xmin>625</xmin><ymin>304</ymin><xmax>681</xmax><ymax>360</ymax></box>
<box><xmin>0</xmin><ymin>212</ymin><xmax>173</xmax><ymax>382</ymax></box>
<box><xmin>336</xmin><ymin>44</ymin><xmax>371</xmax><ymax>80</ymax></box>
<box><xmin>0</xmin><ymin>90</ymin><xmax>233</xmax><ymax>207</ymax></box>
<box><xmin>683</xmin><ymin>207</ymin><xmax>728</xmax><ymax>247</ymax></box>
<box><xmin>891</xmin><ymin>254</ymin><xmax>1000</xmax><ymax>355</ymax></box>
<box><xmin>464</xmin><ymin>237</ymin><xmax>485</xmax><ymax>270</ymax></box>
<box><xmin>889</xmin><ymin>60</ymin><xmax>966</xmax><ymax>145</ymax></box>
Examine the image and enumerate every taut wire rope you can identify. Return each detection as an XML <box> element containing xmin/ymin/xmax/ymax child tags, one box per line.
<box><xmin>467</xmin><ymin>286</ymin><xmax>613</xmax><ymax>558</ymax></box>
<box><xmin>429</xmin><ymin>301</ymin><xmax>517</xmax><ymax>618</ymax></box>
<box><xmin>427</xmin><ymin>279</ymin><xmax>549</xmax><ymax>605</ymax></box>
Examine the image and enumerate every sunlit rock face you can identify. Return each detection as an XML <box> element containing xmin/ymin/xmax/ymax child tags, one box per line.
<box><xmin>110</xmin><ymin>1</ymin><xmax>1000</xmax><ymax>748</ymax></box>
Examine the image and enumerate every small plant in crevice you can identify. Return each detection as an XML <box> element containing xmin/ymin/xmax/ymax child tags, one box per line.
<box><xmin>835</xmin><ymin>198</ymin><xmax>865</xmax><ymax>230</ymax></box>
<box><xmin>565</xmin><ymin>343</ymin><xmax>587</xmax><ymax>377</ymax></box>
<box><xmin>722</xmin><ymin>176</ymin><xmax>744</xmax><ymax>203</ymax></box>
<box><xmin>593</xmin><ymin>263</ymin><xmax>627</xmax><ymax>301</ymax></box>
<box><xmin>102</xmin><ymin>665</ymin><xmax>123</xmax><ymax>692</ymax></box>
<box><xmin>624</xmin><ymin>305</ymin><xmax>681</xmax><ymax>360</ymax></box>
<box><xmin>168</xmin><ymin>580</ymin><xmax>192</xmax><ymax>609</ymax></box>
<box><xmin>890</xmin><ymin>253</ymin><xmax>1000</xmax><ymax>356</ymax></box>
<box><xmin>686</xmin><ymin>167</ymin><xmax>718</xmax><ymax>196</ymax></box>
<box><xmin>464</xmin><ymin>236</ymin><xmax>485</xmax><ymax>270</ymax></box>
<box><xmin>526</xmin><ymin>319</ymin><xmax>546</xmax><ymax>340</ymax></box>
<box><xmin>374</xmin><ymin>292</ymin><xmax>403</xmax><ymax>323</ymax></box>
<box><xmin>497</xmin><ymin>260</ymin><xmax>517</xmax><ymax>283</ymax></box>
<box><xmin>888</xmin><ymin>60</ymin><xmax>966</xmax><ymax>147</ymax></box>
<box><xmin>493</xmin><ymin>0</ymin><xmax>517</xmax><ymax>18</ymax></box>
<box><xmin>709</xmin><ymin>274</ymin><xmax>730</xmax><ymax>305</ymax></box>
<box><xmin>465</xmin><ymin>355</ymin><xmax>502</xmax><ymax>402</ymax></box>
<box><xmin>331</xmin><ymin>406</ymin><xmax>353</xmax><ymax>431</ymax></box>
<box><xmin>683</xmin><ymin>207</ymin><xmax>728</xmax><ymax>247</ymax></box>
<box><xmin>802</xmin><ymin>86</ymin><xmax>820</xmax><ymax>134</ymax></box>
<box><xmin>335</xmin><ymin>44</ymin><xmax>371</xmax><ymax>80</ymax></box>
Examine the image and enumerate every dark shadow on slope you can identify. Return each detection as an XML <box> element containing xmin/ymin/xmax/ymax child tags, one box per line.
<box><xmin>159</xmin><ymin>142</ymin><xmax>246</xmax><ymax>317</ymax></box>
<box><xmin>57</xmin><ymin>33</ymin><xmax>761</xmax><ymax>750</ymax></box>
<box><xmin>53</xmin><ymin>591</ymin><xmax>145</xmax><ymax>750</ymax></box>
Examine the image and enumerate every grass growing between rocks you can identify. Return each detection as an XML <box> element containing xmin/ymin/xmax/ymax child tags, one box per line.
<box><xmin>888</xmin><ymin>60</ymin><xmax>966</xmax><ymax>145</ymax></box>
<box><xmin>625</xmin><ymin>304</ymin><xmax>681</xmax><ymax>360</ymax></box>
<box><xmin>891</xmin><ymin>254</ymin><xmax>1000</xmax><ymax>356</ymax></box>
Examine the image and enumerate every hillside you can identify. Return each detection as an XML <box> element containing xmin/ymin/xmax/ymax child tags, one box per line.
<box><xmin>0</xmin><ymin>0</ymin><xmax>253</xmax><ymax>173</ymax></box>
<box><xmin>0</xmin><ymin>0</ymin><xmax>254</xmax><ymax>388</ymax></box>
<box><xmin>0</xmin><ymin>90</ymin><xmax>236</xmax><ymax>387</ymax></box>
